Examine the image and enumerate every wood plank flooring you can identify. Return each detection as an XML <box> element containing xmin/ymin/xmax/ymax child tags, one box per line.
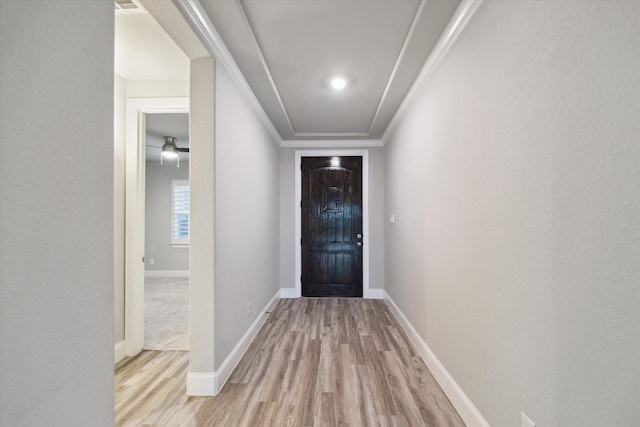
<box><xmin>115</xmin><ymin>298</ymin><xmax>465</xmax><ymax>426</ymax></box>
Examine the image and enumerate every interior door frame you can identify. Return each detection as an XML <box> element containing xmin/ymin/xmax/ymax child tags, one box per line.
<box><xmin>294</xmin><ymin>149</ymin><xmax>370</xmax><ymax>298</ymax></box>
<box><xmin>124</xmin><ymin>97</ymin><xmax>189</xmax><ymax>356</ymax></box>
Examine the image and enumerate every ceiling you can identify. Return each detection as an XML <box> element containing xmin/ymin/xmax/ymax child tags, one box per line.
<box><xmin>115</xmin><ymin>0</ymin><xmax>463</xmax><ymax>145</ymax></box>
<box><xmin>197</xmin><ymin>0</ymin><xmax>461</xmax><ymax>142</ymax></box>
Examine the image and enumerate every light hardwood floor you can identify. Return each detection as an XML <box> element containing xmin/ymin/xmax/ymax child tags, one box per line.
<box><xmin>115</xmin><ymin>298</ymin><xmax>465</xmax><ymax>426</ymax></box>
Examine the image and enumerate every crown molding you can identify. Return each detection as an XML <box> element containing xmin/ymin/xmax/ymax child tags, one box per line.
<box><xmin>367</xmin><ymin>0</ymin><xmax>426</xmax><ymax>135</ymax></box>
<box><xmin>381</xmin><ymin>0</ymin><xmax>484</xmax><ymax>145</ymax></box>
<box><xmin>173</xmin><ymin>0</ymin><xmax>284</xmax><ymax>146</ymax></box>
<box><xmin>235</xmin><ymin>0</ymin><xmax>297</xmax><ymax>136</ymax></box>
<box><xmin>281</xmin><ymin>139</ymin><xmax>383</xmax><ymax>148</ymax></box>
<box><xmin>294</xmin><ymin>132</ymin><xmax>369</xmax><ymax>138</ymax></box>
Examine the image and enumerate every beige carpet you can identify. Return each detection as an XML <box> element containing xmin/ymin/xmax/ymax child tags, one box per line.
<box><xmin>144</xmin><ymin>276</ymin><xmax>189</xmax><ymax>350</ymax></box>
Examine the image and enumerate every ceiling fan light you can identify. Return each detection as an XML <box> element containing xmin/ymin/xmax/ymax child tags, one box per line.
<box><xmin>161</xmin><ymin>149</ymin><xmax>179</xmax><ymax>159</ymax></box>
<box><xmin>161</xmin><ymin>136</ymin><xmax>180</xmax><ymax>166</ymax></box>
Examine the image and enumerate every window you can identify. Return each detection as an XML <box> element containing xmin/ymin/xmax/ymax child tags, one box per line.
<box><xmin>171</xmin><ymin>179</ymin><xmax>190</xmax><ymax>246</ymax></box>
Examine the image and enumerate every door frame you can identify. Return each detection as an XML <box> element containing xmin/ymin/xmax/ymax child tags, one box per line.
<box><xmin>294</xmin><ymin>149</ymin><xmax>370</xmax><ymax>298</ymax></box>
<box><xmin>124</xmin><ymin>97</ymin><xmax>189</xmax><ymax>356</ymax></box>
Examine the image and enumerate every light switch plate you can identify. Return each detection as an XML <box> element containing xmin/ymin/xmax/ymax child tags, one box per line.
<box><xmin>390</xmin><ymin>214</ymin><xmax>395</xmax><ymax>224</ymax></box>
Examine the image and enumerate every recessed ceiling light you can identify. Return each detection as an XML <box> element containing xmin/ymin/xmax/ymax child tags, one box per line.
<box><xmin>329</xmin><ymin>76</ymin><xmax>348</xmax><ymax>91</ymax></box>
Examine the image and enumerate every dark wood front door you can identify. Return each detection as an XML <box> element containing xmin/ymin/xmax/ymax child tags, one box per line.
<box><xmin>301</xmin><ymin>156</ymin><xmax>363</xmax><ymax>297</ymax></box>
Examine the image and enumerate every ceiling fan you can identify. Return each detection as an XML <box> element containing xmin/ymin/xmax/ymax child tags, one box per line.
<box><xmin>146</xmin><ymin>136</ymin><xmax>189</xmax><ymax>167</ymax></box>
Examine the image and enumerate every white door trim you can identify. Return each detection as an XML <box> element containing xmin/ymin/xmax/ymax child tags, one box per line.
<box><xmin>124</xmin><ymin>97</ymin><xmax>189</xmax><ymax>356</ymax></box>
<box><xmin>294</xmin><ymin>149</ymin><xmax>370</xmax><ymax>298</ymax></box>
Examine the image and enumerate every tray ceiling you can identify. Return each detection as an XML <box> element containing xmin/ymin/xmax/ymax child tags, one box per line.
<box><xmin>197</xmin><ymin>0</ymin><xmax>461</xmax><ymax>142</ymax></box>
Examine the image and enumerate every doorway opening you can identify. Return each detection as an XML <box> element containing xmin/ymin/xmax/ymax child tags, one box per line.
<box><xmin>143</xmin><ymin>113</ymin><xmax>190</xmax><ymax>350</ymax></box>
<box><xmin>124</xmin><ymin>98</ymin><xmax>189</xmax><ymax>357</ymax></box>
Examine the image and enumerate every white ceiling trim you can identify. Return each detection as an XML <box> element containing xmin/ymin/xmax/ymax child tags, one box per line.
<box><xmin>294</xmin><ymin>132</ymin><xmax>369</xmax><ymax>138</ymax></box>
<box><xmin>381</xmin><ymin>0</ymin><xmax>484</xmax><ymax>145</ymax></box>
<box><xmin>293</xmin><ymin>132</ymin><xmax>370</xmax><ymax>138</ymax></box>
<box><xmin>281</xmin><ymin>139</ymin><xmax>383</xmax><ymax>148</ymax></box>
<box><xmin>366</xmin><ymin>0</ymin><xmax>426</xmax><ymax>135</ymax></box>
<box><xmin>173</xmin><ymin>0</ymin><xmax>284</xmax><ymax>146</ymax></box>
<box><xmin>235</xmin><ymin>0</ymin><xmax>297</xmax><ymax>136</ymax></box>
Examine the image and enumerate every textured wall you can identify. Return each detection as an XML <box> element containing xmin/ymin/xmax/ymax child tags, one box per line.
<box><xmin>214</xmin><ymin>63</ymin><xmax>281</xmax><ymax>370</ymax></box>
<box><xmin>145</xmin><ymin>161</ymin><xmax>190</xmax><ymax>271</ymax></box>
<box><xmin>384</xmin><ymin>1</ymin><xmax>640</xmax><ymax>426</ymax></box>
<box><xmin>0</xmin><ymin>1</ymin><xmax>115</xmax><ymax>425</ymax></box>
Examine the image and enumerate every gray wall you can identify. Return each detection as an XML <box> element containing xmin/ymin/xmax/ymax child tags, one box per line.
<box><xmin>279</xmin><ymin>148</ymin><xmax>296</xmax><ymax>289</ymax></box>
<box><xmin>145</xmin><ymin>160</ymin><xmax>190</xmax><ymax>271</ymax></box>
<box><xmin>384</xmin><ymin>1</ymin><xmax>640</xmax><ymax>426</ymax></box>
<box><xmin>278</xmin><ymin>147</ymin><xmax>385</xmax><ymax>292</ymax></box>
<box><xmin>214</xmin><ymin>63</ymin><xmax>281</xmax><ymax>370</ymax></box>
<box><xmin>368</xmin><ymin>147</ymin><xmax>385</xmax><ymax>292</ymax></box>
<box><xmin>0</xmin><ymin>1</ymin><xmax>115</xmax><ymax>425</ymax></box>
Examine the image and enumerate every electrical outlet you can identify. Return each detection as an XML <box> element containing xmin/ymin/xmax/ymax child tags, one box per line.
<box><xmin>521</xmin><ymin>412</ymin><xmax>535</xmax><ymax>427</ymax></box>
<box><xmin>390</xmin><ymin>214</ymin><xmax>395</xmax><ymax>224</ymax></box>
<box><xmin>247</xmin><ymin>303</ymin><xmax>252</xmax><ymax>317</ymax></box>
<box><xmin>150</xmin><ymin>258</ymin><xmax>155</xmax><ymax>265</ymax></box>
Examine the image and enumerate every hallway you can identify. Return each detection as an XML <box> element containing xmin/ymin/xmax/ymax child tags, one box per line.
<box><xmin>4</xmin><ymin>1</ymin><xmax>639</xmax><ymax>425</ymax></box>
<box><xmin>115</xmin><ymin>298</ymin><xmax>464</xmax><ymax>426</ymax></box>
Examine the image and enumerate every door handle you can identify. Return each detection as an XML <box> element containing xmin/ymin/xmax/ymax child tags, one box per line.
<box><xmin>357</xmin><ymin>242</ymin><xmax>362</xmax><ymax>247</ymax></box>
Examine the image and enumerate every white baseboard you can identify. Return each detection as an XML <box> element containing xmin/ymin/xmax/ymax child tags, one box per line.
<box><xmin>280</xmin><ymin>288</ymin><xmax>299</xmax><ymax>298</ymax></box>
<box><xmin>367</xmin><ymin>288</ymin><xmax>384</xmax><ymax>299</ymax></box>
<box><xmin>383</xmin><ymin>291</ymin><xmax>490</xmax><ymax>427</ymax></box>
<box><xmin>186</xmin><ymin>372</ymin><xmax>216</xmax><ymax>396</ymax></box>
<box><xmin>114</xmin><ymin>340</ymin><xmax>126</xmax><ymax>364</ymax></box>
<box><xmin>187</xmin><ymin>290</ymin><xmax>280</xmax><ymax>396</ymax></box>
<box><xmin>145</xmin><ymin>270</ymin><xmax>190</xmax><ymax>277</ymax></box>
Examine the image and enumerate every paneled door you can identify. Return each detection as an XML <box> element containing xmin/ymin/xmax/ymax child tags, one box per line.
<box><xmin>301</xmin><ymin>156</ymin><xmax>363</xmax><ymax>297</ymax></box>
